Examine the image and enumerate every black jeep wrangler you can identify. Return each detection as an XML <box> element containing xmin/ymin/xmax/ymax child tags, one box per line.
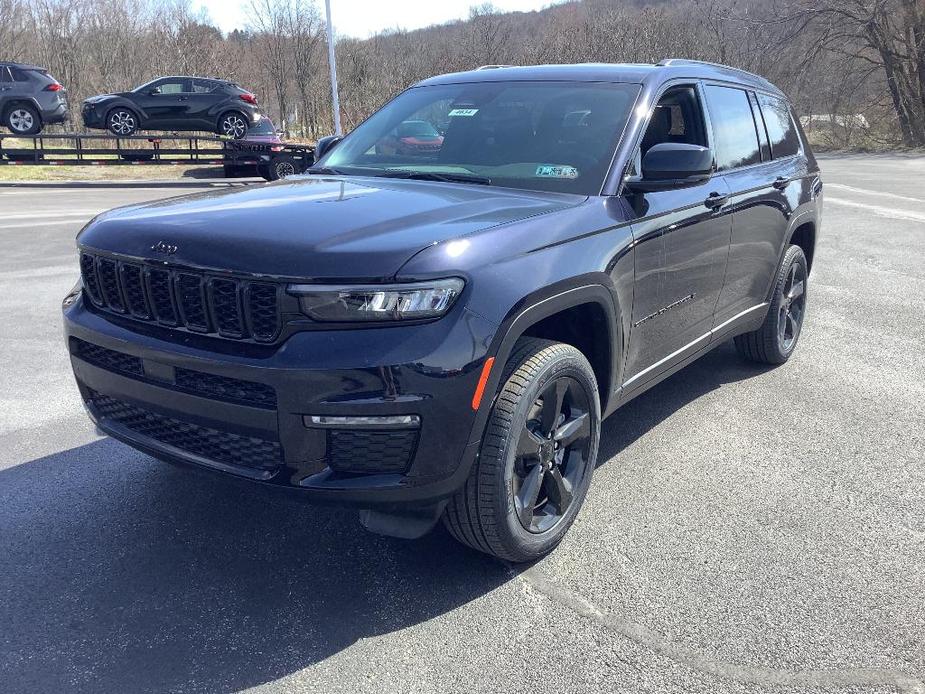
<box><xmin>65</xmin><ymin>60</ymin><xmax>821</xmax><ymax>561</ymax></box>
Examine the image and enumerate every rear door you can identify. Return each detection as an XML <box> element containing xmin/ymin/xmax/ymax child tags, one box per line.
<box><xmin>187</xmin><ymin>79</ymin><xmax>219</xmax><ymax>130</ymax></box>
<box><xmin>5</xmin><ymin>66</ymin><xmax>33</xmax><ymax>102</ymax></box>
<box><xmin>706</xmin><ymin>85</ymin><xmax>803</xmax><ymax>329</ymax></box>
<box><xmin>0</xmin><ymin>67</ymin><xmax>12</xmax><ymax>112</ymax></box>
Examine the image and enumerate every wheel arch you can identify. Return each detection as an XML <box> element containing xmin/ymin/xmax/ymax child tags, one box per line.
<box><xmin>2</xmin><ymin>98</ymin><xmax>42</xmax><ymax>122</ymax></box>
<box><xmin>788</xmin><ymin>220</ymin><xmax>816</xmax><ymax>272</ymax></box>
<box><xmin>468</xmin><ymin>284</ymin><xmax>622</xmax><ymax>445</ymax></box>
<box><xmin>217</xmin><ymin>109</ymin><xmax>248</xmax><ymax>131</ymax></box>
<box><xmin>105</xmin><ymin>103</ymin><xmax>141</xmax><ymax>125</ymax></box>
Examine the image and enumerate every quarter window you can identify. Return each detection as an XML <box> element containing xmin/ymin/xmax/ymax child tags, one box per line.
<box><xmin>757</xmin><ymin>94</ymin><xmax>800</xmax><ymax>158</ymax></box>
<box><xmin>703</xmin><ymin>85</ymin><xmax>761</xmax><ymax>171</ymax></box>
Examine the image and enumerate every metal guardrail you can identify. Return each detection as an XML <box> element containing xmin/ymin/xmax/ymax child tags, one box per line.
<box><xmin>0</xmin><ymin>132</ymin><xmax>229</xmax><ymax>166</ymax></box>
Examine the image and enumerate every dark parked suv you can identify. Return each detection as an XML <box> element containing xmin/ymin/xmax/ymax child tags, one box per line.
<box><xmin>81</xmin><ymin>76</ymin><xmax>261</xmax><ymax>138</ymax></box>
<box><xmin>65</xmin><ymin>60</ymin><xmax>821</xmax><ymax>561</ymax></box>
<box><xmin>0</xmin><ymin>61</ymin><xmax>69</xmax><ymax>134</ymax></box>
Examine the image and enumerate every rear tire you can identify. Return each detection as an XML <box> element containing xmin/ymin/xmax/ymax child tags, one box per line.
<box><xmin>5</xmin><ymin>104</ymin><xmax>41</xmax><ymax>135</ymax></box>
<box><xmin>265</xmin><ymin>156</ymin><xmax>297</xmax><ymax>181</ymax></box>
<box><xmin>734</xmin><ymin>244</ymin><xmax>808</xmax><ymax>364</ymax></box>
<box><xmin>444</xmin><ymin>338</ymin><xmax>600</xmax><ymax>562</ymax></box>
<box><xmin>218</xmin><ymin>112</ymin><xmax>248</xmax><ymax>139</ymax></box>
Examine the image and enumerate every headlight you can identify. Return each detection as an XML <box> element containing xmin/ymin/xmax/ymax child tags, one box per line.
<box><xmin>288</xmin><ymin>278</ymin><xmax>464</xmax><ymax>322</ymax></box>
<box><xmin>62</xmin><ymin>277</ymin><xmax>82</xmax><ymax>309</ymax></box>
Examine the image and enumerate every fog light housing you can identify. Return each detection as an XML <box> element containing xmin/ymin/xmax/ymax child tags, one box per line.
<box><xmin>305</xmin><ymin>414</ymin><xmax>421</xmax><ymax>429</ymax></box>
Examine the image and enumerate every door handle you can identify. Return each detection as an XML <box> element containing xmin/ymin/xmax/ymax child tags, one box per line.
<box><xmin>704</xmin><ymin>192</ymin><xmax>728</xmax><ymax>210</ymax></box>
<box><xmin>177</xmin><ymin>96</ymin><xmax>189</xmax><ymax>101</ymax></box>
<box><xmin>772</xmin><ymin>176</ymin><xmax>790</xmax><ymax>190</ymax></box>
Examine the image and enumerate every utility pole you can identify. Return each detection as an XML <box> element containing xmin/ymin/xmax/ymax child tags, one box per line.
<box><xmin>324</xmin><ymin>0</ymin><xmax>342</xmax><ymax>136</ymax></box>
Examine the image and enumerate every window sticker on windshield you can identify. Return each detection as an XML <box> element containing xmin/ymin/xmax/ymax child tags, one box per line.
<box><xmin>535</xmin><ymin>164</ymin><xmax>579</xmax><ymax>179</ymax></box>
<box><xmin>448</xmin><ymin>108</ymin><xmax>479</xmax><ymax>117</ymax></box>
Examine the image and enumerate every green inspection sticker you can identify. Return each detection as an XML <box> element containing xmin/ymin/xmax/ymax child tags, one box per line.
<box><xmin>535</xmin><ymin>164</ymin><xmax>579</xmax><ymax>179</ymax></box>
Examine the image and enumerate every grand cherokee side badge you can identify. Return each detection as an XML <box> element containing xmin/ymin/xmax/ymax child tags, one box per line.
<box><xmin>633</xmin><ymin>293</ymin><xmax>695</xmax><ymax>328</ymax></box>
<box><xmin>151</xmin><ymin>240</ymin><xmax>178</xmax><ymax>255</ymax></box>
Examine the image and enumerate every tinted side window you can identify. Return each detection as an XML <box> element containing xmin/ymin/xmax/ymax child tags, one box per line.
<box><xmin>9</xmin><ymin>67</ymin><xmax>31</xmax><ymax>82</ymax></box>
<box><xmin>191</xmin><ymin>79</ymin><xmax>215</xmax><ymax>94</ymax></box>
<box><xmin>0</xmin><ymin>67</ymin><xmax>11</xmax><ymax>83</ymax></box>
<box><xmin>758</xmin><ymin>94</ymin><xmax>800</xmax><ymax>158</ymax></box>
<box><xmin>704</xmin><ymin>85</ymin><xmax>761</xmax><ymax>171</ymax></box>
<box><xmin>157</xmin><ymin>80</ymin><xmax>187</xmax><ymax>94</ymax></box>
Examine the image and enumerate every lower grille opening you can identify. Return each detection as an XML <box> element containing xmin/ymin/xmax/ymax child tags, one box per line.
<box><xmin>70</xmin><ymin>338</ymin><xmax>277</xmax><ymax>409</ymax></box>
<box><xmin>326</xmin><ymin>429</ymin><xmax>418</xmax><ymax>475</ymax></box>
<box><xmin>88</xmin><ymin>389</ymin><xmax>281</xmax><ymax>471</ymax></box>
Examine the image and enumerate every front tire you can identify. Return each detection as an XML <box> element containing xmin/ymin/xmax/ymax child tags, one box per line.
<box><xmin>107</xmin><ymin>108</ymin><xmax>138</xmax><ymax>136</ymax></box>
<box><xmin>444</xmin><ymin>338</ymin><xmax>600</xmax><ymax>562</ymax></box>
<box><xmin>5</xmin><ymin>104</ymin><xmax>42</xmax><ymax>135</ymax></box>
<box><xmin>734</xmin><ymin>244</ymin><xmax>808</xmax><ymax>364</ymax></box>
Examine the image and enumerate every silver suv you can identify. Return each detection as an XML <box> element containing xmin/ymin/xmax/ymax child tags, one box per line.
<box><xmin>0</xmin><ymin>62</ymin><xmax>69</xmax><ymax>135</ymax></box>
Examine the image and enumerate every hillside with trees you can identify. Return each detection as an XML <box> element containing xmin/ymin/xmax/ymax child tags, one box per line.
<box><xmin>2</xmin><ymin>0</ymin><xmax>924</xmax><ymax>148</ymax></box>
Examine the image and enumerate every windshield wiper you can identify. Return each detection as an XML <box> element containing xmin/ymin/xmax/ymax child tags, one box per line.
<box><xmin>377</xmin><ymin>170</ymin><xmax>492</xmax><ymax>186</ymax></box>
<box><xmin>305</xmin><ymin>166</ymin><xmax>350</xmax><ymax>175</ymax></box>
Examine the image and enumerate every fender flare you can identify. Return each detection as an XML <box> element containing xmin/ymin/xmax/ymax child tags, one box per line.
<box><xmin>1</xmin><ymin>96</ymin><xmax>41</xmax><ymax>118</ymax></box>
<box><xmin>765</xmin><ymin>204</ymin><xmax>818</xmax><ymax>302</ymax></box>
<box><xmin>466</xmin><ymin>282</ymin><xmax>622</xmax><ymax>446</ymax></box>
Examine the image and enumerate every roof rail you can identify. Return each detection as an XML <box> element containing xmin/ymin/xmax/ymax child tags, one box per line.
<box><xmin>476</xmin><ymin>64</ymin><xmax>517</xmax><ymax>70</ymax></box>
<box><xmin>658</xmin><ymin>58</ymin><xmax>759</xmax><ymax>78</ymax></box>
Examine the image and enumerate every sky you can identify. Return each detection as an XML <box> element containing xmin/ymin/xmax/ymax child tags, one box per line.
<box><xmin>192</xmin><ymin>0</ymin><xmax>554</xmax><ymax>38</ymax></box>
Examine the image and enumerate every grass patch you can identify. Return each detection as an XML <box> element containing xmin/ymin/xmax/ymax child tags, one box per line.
<box><xmin>0</xmin><ymin>164</ymin><xmax>225</xmax><ymax>181</ymax></box>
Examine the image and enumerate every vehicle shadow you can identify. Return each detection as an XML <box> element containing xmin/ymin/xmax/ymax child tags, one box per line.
<box><xmin>0</xmin><ymin>341</ymin><xmax>769</xmax><ymax>693</ymax></box>
<box><xmin>0</xmin><ymin>438</ymin><xmax>509</xmax><ymax>694</ymax></box>
<box><xmin>596</xmin><ymin>340</ymin><xmax>772</xmax><ymax>463</ymax></box>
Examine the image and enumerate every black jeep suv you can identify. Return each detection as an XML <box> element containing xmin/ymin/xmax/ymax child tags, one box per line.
<box><xmin>81</xmin><ymin>76</ymin><xmax>261</xmax><ymax>138</ymax></box>
<box><xmin>65</xmin><ymin>60</ymin><xmax>821</xmax><ymax>561</ymax></box>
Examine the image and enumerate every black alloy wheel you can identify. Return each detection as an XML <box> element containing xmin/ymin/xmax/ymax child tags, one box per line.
<box><xmin>778</xmin><ymin>260</ymin><xmax>805</xmax><ymax>353</ymax></box>
<box><xmin>444</xmin><ymin>337</ymin><xmax>600</xmax><ymax>562</ymax></box>
<box><xmin>513</xmin><ymin>377</ymin><xmax>592</xmax><ymax>533</ymax></box>
<box><xmin>734</xmin><ymin>244</ymin><xmax>809</xmax><ymax>364</ymax></box>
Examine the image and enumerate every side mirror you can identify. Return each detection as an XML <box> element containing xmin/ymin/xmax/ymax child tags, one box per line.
<box><xmin>149</xmin><ymin>87</ymin><xmax>161</xmax><ymax>95</ymax></box>
<box><xmin>627</xmin><ymin>143</ymin><xmax>713</xmax><ymax>192</ymax></box>
<box><xmin>315</xmin><ymin>134</ymin><xmax>343</xmax><ymax>160</ymax></box>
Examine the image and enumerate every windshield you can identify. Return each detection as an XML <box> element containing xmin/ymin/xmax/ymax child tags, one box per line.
<box><xmin>321</xmin><ymin>81</ymin><xmax>640</xmax><ymax>195</ymax></box>
<box><xmin>248</xmin><ymin>119</ymin><xmax>276</xmax><ymax>135</ymax></box>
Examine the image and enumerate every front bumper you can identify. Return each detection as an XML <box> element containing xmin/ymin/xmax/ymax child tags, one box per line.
<box><xmin>81</xmin><ymin>103</ymin><xmax>106</xmax><ymax>129</ymax></box>
<box><xmin>64</xmin><ymin>294</ymin><xmax>497</xmax><ymax>508</ymax></box>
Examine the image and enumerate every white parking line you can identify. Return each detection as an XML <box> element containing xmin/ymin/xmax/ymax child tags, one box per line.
<box><xmin>1</xmin><ymin>210</ymin><xmax>102</xmax><ymax>220</ymax></box>
<box><xmin>825</xmin><ymin>197</ymin><xmax>925</xmax><ymax>224</ymax></box>
<box><xmin>0</xmin><ymin>219</ymin><xmax>92</xmax><ymax>230</ymax></box>
<box><xmin>826</xmin><ymin>182</ymin><xmax>925</xmax><ymax>204</ymax></box>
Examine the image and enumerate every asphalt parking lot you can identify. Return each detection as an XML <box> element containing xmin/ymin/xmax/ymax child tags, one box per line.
<box><xmin>1</xmin><ymin>156</ymin><xmax>923</xmax><ymax>694</ymax></box>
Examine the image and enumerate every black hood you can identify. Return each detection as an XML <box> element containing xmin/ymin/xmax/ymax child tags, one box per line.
<box><xmin>77</xmin><ymin>176</ymin><xmax>583</xmax><ymax>280</ymax></box>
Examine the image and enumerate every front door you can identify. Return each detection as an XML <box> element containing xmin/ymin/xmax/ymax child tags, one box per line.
<box><xmin>621</xmin><ymin>84</ymin><xmax>732</xmax><ymax>391</ymax></box>
<box><xmin>139</xmin><ymin>78</ymin><xmax>189</xmax><ymax>128</ymax></box>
